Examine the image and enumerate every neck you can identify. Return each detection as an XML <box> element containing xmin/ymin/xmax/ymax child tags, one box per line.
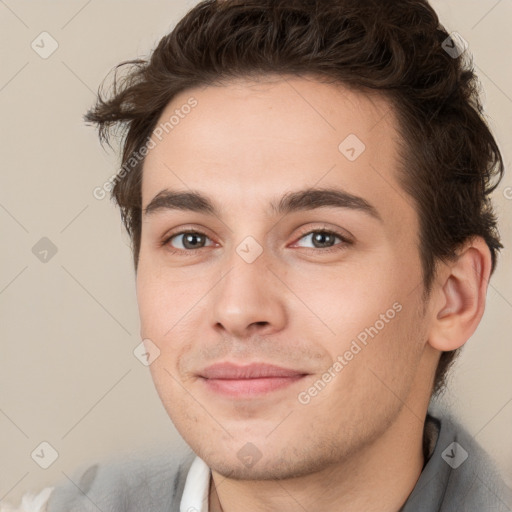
<box><xmin>209</xmin><ymin>407</ymin><xmax>426</xmax><ymax>512</ymax></box>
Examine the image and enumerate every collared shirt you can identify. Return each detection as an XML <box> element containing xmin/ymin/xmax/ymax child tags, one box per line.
<box><xmin>179</xmin><ymin>414</ymin><xmax>512</xmax><ymax>512</ymax></box>
<box><xmin>17</xmin><ymin>412</ymin><xmax>511</xmax><ymax>512</ymax></box>
<box><xmin>180</xmin><ymin>455</ymin><xmax>211</xmax><ymax>512</ymax></box>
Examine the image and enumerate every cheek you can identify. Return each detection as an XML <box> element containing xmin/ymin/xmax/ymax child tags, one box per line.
<box><xmin>136</xmin><ymin>262</ymin><xmax>215</xmax><ymax>371</ymax></box>
<box><xmin>296</xmin><ymin>259</ymin><xmax>401</xmax><ymax>335</ymax></box>
<box><xmin>313</xmin><ymin>297</ymin><xmax>425</xmax><ymax>423</ymax></box>
<box><xmin>136</xmin><ymin>270</ymin><xmax>164</xmax><ymax>337</ymax></box>
<box><xmin>136</xmin><ymin>258</ymin><xmax>191</xmax><ymax>333</ymax></box>
<box><xmin>303</xmin><ymin>256</ymin><xmax>424</xmax><ymax>374</ymax></box>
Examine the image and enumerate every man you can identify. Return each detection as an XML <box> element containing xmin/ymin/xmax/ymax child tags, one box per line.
<box><xmin>10</xmin><ymin>0</ymin><xmax>511</xmax><ymax>510</ymax></box>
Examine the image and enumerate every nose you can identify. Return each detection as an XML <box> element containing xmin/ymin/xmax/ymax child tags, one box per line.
<box><xmin>211</xmin><ymin>251</ymin><xmax>288</xmax><ymax>339</ymax></box>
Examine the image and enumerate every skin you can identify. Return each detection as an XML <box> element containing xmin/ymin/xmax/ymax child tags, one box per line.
<box><xmin>136</xmin><ymin>75</ymin><xmax>491</xmax><ymax>511</ymax></box>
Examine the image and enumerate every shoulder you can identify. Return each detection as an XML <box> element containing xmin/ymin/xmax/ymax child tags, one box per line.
<box><xmin>45</xmin><ymin>446</ymin><xmax>196</xmax><ymax>512</ymax></box>
<box><xmin>443</xmin><ymin>414</ymin><xmax>512</xmax><ymax>510</ymax></box>
<box><xmin>404</xmin><ymin>411</ymin><xmax>512</xmax><ymax>511</ymax></box>
<box><xmin>0</xmin><ymin>487</ymin><xmax>54</xmax><ymax>512</ymax></box>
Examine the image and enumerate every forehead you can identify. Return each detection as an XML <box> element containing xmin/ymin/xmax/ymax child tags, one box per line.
<box><xmin>141</xmin><ymin>76</ymin><xmax>414</xmax><ymax>234</ymax></box>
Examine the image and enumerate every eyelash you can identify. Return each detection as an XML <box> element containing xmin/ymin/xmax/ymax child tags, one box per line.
<box><xmin>161</xmin><ymin>227</ymin><xmax>351</xmax><ymax>256</ymax></box>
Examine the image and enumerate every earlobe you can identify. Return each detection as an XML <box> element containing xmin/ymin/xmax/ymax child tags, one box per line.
<box><xmin>428</xmin><ymin>237</ymin><xmax>492</xmax><ymax>352</ymax></box>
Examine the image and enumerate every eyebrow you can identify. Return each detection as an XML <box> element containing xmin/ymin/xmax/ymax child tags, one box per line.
<box><xmin>143</xmin><ymin>187</ymin><xmax>382</xmax><ymax>221</ymax></box>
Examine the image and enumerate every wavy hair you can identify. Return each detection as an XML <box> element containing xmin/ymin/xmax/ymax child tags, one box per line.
<box><xmin>84</xmin><ymin>0</ymin><xmax>504</xmax><ymax>395</ymax></box>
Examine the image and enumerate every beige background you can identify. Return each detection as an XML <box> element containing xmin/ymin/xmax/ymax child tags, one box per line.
<box><xmin>1</xmin><ymin>0</ymin><xmax>511</xmax><ymax>504</ymax></box>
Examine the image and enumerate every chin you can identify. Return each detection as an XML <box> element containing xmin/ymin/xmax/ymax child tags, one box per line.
<box><xmin>202</xmin><ymin>444</ymin><xmax>340</xmax><ymax>482</ymax></box>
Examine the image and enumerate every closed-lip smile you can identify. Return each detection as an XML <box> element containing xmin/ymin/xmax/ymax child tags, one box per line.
<box><xmin>198</xmin><ymin>362</ymin><xmax>309</xmax><ymax>397</ymax></box>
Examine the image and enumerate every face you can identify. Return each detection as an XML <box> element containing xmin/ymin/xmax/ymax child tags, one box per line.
<box><xmin>136</xmin><ymin>76</ymin><xmax>434</xmax><ymax>480</ymax></box>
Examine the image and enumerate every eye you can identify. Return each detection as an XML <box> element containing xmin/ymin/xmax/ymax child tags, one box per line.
<box><xmin>161</xmin><ymin>227</ymin><xmax>350</xmax><ymax>255</ymax></box>
<box><xmin>293</xmin><ymin>229</ymin><xmax>349</xmax><ymax>252</ymax></box>
<box><xmin>164</xmin><ymin>230</ymin><xmax>214</xmax><ymax>251</ymax></box>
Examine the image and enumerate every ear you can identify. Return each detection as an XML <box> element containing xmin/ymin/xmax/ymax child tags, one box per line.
<box><xmin>428</xmin><ymin>237</ymin><xmax>492</xmax><ymax>352</ymax></box>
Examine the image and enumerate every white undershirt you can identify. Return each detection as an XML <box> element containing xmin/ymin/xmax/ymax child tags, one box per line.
<box><xmin>180</xmin><ymin>456</ymin><xmax>211</xmax><ymax>512</ymax></box>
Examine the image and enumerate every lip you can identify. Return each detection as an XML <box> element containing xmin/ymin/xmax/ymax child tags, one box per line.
<box><xmin>198</xmin><ymin>362</ymin><xmax>308</xmax><ymax>398</ymax></box>
<box><xmin>200</xmin><ymin>362</ymin><xmax>306</xmax><ymax>379</ymax></box>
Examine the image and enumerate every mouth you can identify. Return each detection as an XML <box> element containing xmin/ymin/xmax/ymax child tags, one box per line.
<box><xmin>198</xmin><ymin>362</ymin><xmax>309</xmax><ymax>398</ymax></box>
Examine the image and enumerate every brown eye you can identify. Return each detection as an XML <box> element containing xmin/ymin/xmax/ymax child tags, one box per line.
<box><xmin>295</xmin><ymin>230</ymin><xmax>345</xmax><ymax>250</ymax></box>
<box><xmin>165</xmin><ymin>231</ymin><xmax>213</xmax><ymax>251</ymax></box>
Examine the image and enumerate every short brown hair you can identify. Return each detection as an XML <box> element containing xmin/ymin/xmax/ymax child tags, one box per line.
<box><xmin>85</xmin><ymin>0</ymin><xmax>504</xmax><ymax>395</ymax></box>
